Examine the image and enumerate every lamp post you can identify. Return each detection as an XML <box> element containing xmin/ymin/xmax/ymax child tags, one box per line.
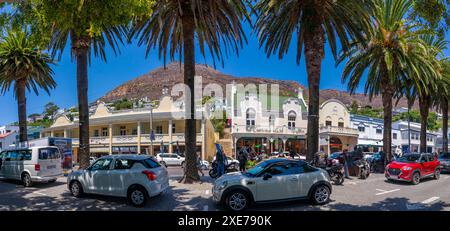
<box><xmin>149</xmin><ymin>102</ymin><xmax>154</xmax><ymax>156</ymax></box>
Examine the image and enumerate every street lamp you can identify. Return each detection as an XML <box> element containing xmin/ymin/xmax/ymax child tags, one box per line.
<box><xmin>149</xmin><ymin>102</ymin><xmax>154</xmax><ymax>156</ymax></box>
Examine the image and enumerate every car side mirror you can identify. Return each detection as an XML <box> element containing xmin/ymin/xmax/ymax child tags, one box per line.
<box><xmin>263</xmin><ymin>173</ymin><xmax>272</xmax><ymax>181</ymax></box>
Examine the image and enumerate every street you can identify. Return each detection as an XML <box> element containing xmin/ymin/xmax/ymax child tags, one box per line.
<box><xmin>0</xmin><ymin>167</ymin><xmax>449</xmax><ymax>211</ymax></box>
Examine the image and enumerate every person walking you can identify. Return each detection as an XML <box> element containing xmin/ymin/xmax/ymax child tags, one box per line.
<box><xmin>196</xmin><ymin>153</ymin><xmax>204</xmax><ymax>177</ymax></box>
<box><xmin>342</xmin><ymin>149</ymin><xmax>350</xmax><ymax>179</ymax></box>
<box><xmin>238</xmin><ymin>146</ymin><xmax>249</xmax><ymax>172</ymax></box>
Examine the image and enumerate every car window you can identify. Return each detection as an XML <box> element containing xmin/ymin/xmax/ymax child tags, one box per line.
<box><xmin>171</xmin><ymin>154</ymin><xmax>178</xmax><ymax>158</ymax></box>
<box><xmin>265</xmin><ymin>163</ymin><xmax>298</xmax><ymax>176</ymax></box>
<box><xmin>17</xmin><ymin>150</ymin><xmax>32</xmax><ymax>161</ymax></box>
<box><xmin>420</xmin><ymin>155</ymin><xmax>429</xmax><ymax>162</ymax></box>
<box><xmin>428</xmin><ymin>155</ymin><xmax>435</xmax><ymax>162</ymax></box>
<box><xmin>90</xmin><ymin>158</ymin><xmax>112</xmax><ymax>171</ymax></box>
<box><xmin>39</xmin><ymin>148</ymin><xmax>61</xmax><ymax>160</ymax></box>
<box><xmin>114</xmin><ymin>159</ymin><xmax>134</xmax><ymax>170</ymax></box>
<box><xmin>143</xmin><ymin>158</ymin><xmax>161</xmax><ymax>168</ymax></box>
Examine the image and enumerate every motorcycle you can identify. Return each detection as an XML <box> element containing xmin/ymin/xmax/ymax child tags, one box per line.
<box><xmin>353</xmin><ymin>159</ymin><xmax>370</xmax><ymax>179</ymax></box>
<box><xmin>209</xmin><ymin>161</ymin><xmax>239</xmax><ymax>179</ymax></box>
<box><xmin>325</xmin><ymin>159</ymin><xmax>344</xmax><ymax>185</ymax></box>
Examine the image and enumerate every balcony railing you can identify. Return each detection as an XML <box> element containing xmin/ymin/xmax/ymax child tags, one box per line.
<box><xmin>67</xmin><ymin>133</ymin><xmax>204</xmax><ymax>145</ymax></box>
<box><xmin>232</xmin><ymin>125</ymin><xmax>306</xmax><ymax>135</ymax></box>
<box><xmin>320</xmin><ymin>126</ymin><xmax>359</xmax><ymax>136</ymax></box>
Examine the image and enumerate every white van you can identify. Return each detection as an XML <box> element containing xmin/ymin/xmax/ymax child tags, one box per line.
<box><xmin>0</xmin><ymin>146</ymin><xmax>63</xmax><ymax>187</ymax></box>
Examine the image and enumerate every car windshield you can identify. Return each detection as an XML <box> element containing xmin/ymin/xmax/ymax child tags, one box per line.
<box><xmin>396</xmin><ymin>154</ymin><xmax>420</xmax><ymax>163</ymax></box>
<box><xmin>246</xmin><ymin>161</ymin><xmax>270</xmax><ymax>176</ymax></box>
<box><xmin>439</xmin><ymin>153</ymin><xmax>450</xmax><ymax>159</ymax></box>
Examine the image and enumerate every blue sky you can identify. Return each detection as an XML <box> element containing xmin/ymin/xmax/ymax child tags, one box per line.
<box><xmin>0</xmin><ymin>22</ymin><xmax>449</xmax><ymax>125</ymax></box>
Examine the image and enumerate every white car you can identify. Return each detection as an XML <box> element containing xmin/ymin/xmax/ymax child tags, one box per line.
<box><xmin>67</xmin><ymin>155</ymin><xmax>169</xmax><ymax>207</ymax></box>
<box><xmin>212</xmin><ymin>159</ymin><xmax>332</xmax><ymax>211</ymax></box>
<box><xmin>0</xmin><ymin>146</ymin><xmax>63</xmax><ymax>187</ymax></box>
<box><xmin>156</xmin><ymin>153</ymin><xmax>185</xmax><ymax>167</ymax></box>
<box><xmin>213</xmin><ymin>156</ymin><xmax>240</xmax><ymax>167</ymax></box>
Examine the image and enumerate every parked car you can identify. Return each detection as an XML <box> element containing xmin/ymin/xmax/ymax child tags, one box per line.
<box><xmin>68</xmin><ymin>155</ymin><xmax>169</xmax><ymax>207</ymax></box>
<box><xmin>0</xmin><ymin>146</ymin><xmax>63</xmax><ymax>187</ymax></box>
<box><xmin>156</xmin><ymin>153</ymin><xmax>185</xmax><ymax>167</ymax></box>
<box><xmin>200</xmin><ymin>160</ymin><xmax>210</xmax><ymax>170</ymax></box>
<box><xmin>385</xmin><ymin>153</ymin><xmax>441</xmax><ymax>185</ymax></box>
<box><xmin>212</xmin><ymin>159</ymin><xmax>332</xmax><ymax>211</ymax></box>
<box><xmin>438</xmin><ymin>152</ymin><xmax>450</xmax><ymax>173</ymax></box>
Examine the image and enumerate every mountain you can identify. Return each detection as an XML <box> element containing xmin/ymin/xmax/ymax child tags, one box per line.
<box><xmin>99</xmin><ymin>62</ymin><xmax>418</xmax><ymax>110</ymax></box>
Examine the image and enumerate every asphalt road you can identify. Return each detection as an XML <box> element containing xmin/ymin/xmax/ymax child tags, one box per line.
<box><xmin>0</xmin><ymin>167</ymin><xmax>449</xmax><ymax>211</ymax></box>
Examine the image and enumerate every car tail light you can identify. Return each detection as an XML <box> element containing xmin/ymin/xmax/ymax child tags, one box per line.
<box><xmin>142</xmin><ymin>170</ymin><xmax>157</xmax><ymax>181</ymax></box>
<box><xmin>35</xmin><ymin>164</ymin><xmax>41</xmax><ymax>171</ymax></box>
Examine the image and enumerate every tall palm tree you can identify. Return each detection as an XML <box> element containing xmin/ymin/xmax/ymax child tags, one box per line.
<box><xmin>131</xmin><ymin>0</ymin><xmax>250</xmax><ymax>183</ymax></box>
<box><xmin>254</xmin><ymin>0</ymin><xmax>371</xmax><ymax>160</ymax></box>
<box><xmin>409</xmin><ymin>34</ymin><xmax>445</xmax><ymax>153</ymax></box>
<box><xmin>339</xmin><ymin>0</ymin><xmax>436</xmax><ymax>163</ymax></box>
<box><xmin>0</xmin><ymin>29</ymin><xmax>55</xmax><ymax>144</ymax></box>
<box><xmin>433</xmin><ymin>60</ymin><xmax>450</xmax><ymax>153</ymax></box>
<box><xmin>24</xmin><ymin>0</ymin><xmax>154</xmax><ymax>168</ymax></box>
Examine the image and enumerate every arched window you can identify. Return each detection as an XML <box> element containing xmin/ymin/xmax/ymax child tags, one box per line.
<box><xmin>288</xmin><ymin>111</ymin><xmax>296</xmax><ymax>130</ymax></box>
<box><xmin>246</xmin><ymin>108</ymin><xmax>256</xmax><ymax>130</ymax></box>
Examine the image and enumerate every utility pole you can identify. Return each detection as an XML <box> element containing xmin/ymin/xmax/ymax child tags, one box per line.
<box><xmin>150</xmin><ymin>103</ymin><xmax>154</xmax><ymax>156</ymax></box>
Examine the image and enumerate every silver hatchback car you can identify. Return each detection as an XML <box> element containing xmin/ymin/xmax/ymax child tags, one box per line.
<box><xmin>67</xmin><ymin>155</ymin><xmax>169</xmax><ymax>207</ymax></box>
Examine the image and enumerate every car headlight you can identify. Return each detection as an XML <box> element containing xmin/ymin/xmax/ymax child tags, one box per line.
<box><xmin>215</xmin><ymin>181</ymin><xmax>228</xmax><ymax>191</ymax></box>
<box><xmin>402</xmin><ymin>166</ymin><xmax>412</xmax><ymax>171</ymax></box>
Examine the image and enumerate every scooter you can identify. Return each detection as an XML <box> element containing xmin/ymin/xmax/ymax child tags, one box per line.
<box><xmin>325</xmin><ymin>159</ymin><xmax>344</xmax><ymax>185</ymax></box>
<box><xmin>353</xmin><ymin>159</ymin><xmax>370</xmax><ymax>179</ymax></box>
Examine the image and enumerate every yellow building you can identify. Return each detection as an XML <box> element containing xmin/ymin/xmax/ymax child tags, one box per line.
<box><xmin>319</xmin><ymin>99</ymin><xmax>359</xmax><ymax>154</ymax></box>
<box><xmin>41</xmin><ymin>96</ymin><xmax>218</xmax><ymax>162</ymax></box>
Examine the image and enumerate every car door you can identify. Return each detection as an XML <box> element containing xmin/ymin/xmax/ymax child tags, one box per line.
<box><xmin>297</xmin><ymin>164</ymin><xmax>322</xmax><ymax>197</ymax></box>
<box><xmin>419</xmin><ymin>155</ymin><xmax>431</xmax><ymax>176</ymax></box>
<box><xmin>254</xmin><ymin>163</ymin><xmax>299</xmax><ymax>201</ymax></box>
<box><xmin>83</xmin><ymin>158</ymin><xmax>113</xmax><ymax>195</ymax></box>
<box><xmin>109</xmin><ymin>158</ymin><xmax>134</xmax><ymax>196</ymax></box>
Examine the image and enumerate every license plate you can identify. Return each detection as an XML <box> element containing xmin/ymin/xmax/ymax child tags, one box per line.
<box><xmin>47</xmin><ymin>165</ymin><xmax>56</xmax><ymax>169</ymax></box>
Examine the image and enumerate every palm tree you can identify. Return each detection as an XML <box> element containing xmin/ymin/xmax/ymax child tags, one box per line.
<box><xmin>131</xmin><ymin>0</ymin><xmax>250</xmax><ymax>183</ymax></box>
<box><xmin>339</xmin><ymin>0</ymin><xmax>436</xmax><ymax>163</ymax></box>
<box><xmin>0</xmin><ymin>29</ymin><xmax>55</xmax><ymax>144</ymax></box>
<box><xmin>24</xmin><ymin>0</ymin><xmax>154</xmax><ymax>168</ymax></box>
<box><xmin>408</xmin><ymin>34</ymin><xmax>445</xmax><ymax>153</ymax></box>
<box><xmin>433</xmin><ymin>60</ymin><xmax>450</xmax><ymax>153</ymax></box>
<box><xmin>254</xmin><ymin>0</ymin><xmax>371</xmax><ymax>160</ymax></box>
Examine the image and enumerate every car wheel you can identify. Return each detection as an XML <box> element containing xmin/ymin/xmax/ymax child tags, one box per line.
<box><xmin>21</xmin><ymin>173</ymin><xmax>33</xmax><ymax>187</ymax></box>
<box><xmin>128</xmin><ymin>186</ymin><xmax>148</xmax><ymax>207</ymax></box>
<box><xmin>225</xmin><ymin>190</ymin><xmax>250</xmax><ymax>211</ymax></box>
<box><xmin>70</xmin><ymin>181</ymin><xmax>84</xmax><ymax>198</ymax></box>
<box><xmin>160</xmin><ymin>161</ymin><xmax>167</xmax><ymax>168</ymax></box>
<box><xmin>412</xmin><ymin>172</ymin><xmax>420</xmax><ymax>185</ymax></box>
<box><xmin>209</xmin><ymin>169</ymin><xmax>218</xmax><ymax>178</ymax></box>
<box><xmin>311</xmin><ymin>185</ymin><xmax>330</xmax><ymax>205</ymax></box>
<box><xmin>434</xmin><ymin>169</ymin><xmax>440</xmax><ymax>180</ymax></box>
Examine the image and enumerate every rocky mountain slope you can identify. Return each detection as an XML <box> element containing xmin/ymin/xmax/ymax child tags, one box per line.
<box><xmin>99</xmin><ymin>62</ymin><xmax>418</xmax><ymax>110</ymax></box>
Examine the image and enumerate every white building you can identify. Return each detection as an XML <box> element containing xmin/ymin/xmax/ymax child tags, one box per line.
<box><xmin>0</xmin><ymin>126</ymin><xmax>18</xmax><ymax>151</ymax></box>
<box><xmin>392</xmin><ymin>121</ymin><xmax>437</xmax><ymax>153</ymax></box>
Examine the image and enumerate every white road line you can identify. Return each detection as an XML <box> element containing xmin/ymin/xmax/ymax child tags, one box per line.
<box><xmin>421</xmin><ymin>197</ymin><xmax>439</xmax><ymax>204</ymax></box>
<box><xmin>375</xmin><ymin>189</ymin><xmax>400</xmax><ymax>195</ymax></box>
<box><xmin>32</xmin><ymin>192</ymin><xmax>47</xmax><ymax>196</ymax></box>
<box><xmin>347</xmin><ymin>182</ymin><xmax>357</xmax><ymax>185</ymax></box>
<box><xmin>203</xmin><ymin>205</ymin><xmax>208</xmax><ymax>211</ymax></box>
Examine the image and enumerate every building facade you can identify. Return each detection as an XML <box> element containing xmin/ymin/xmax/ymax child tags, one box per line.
<box><xmin>229</xmin><ymin>86</ymin><xmax>308</xmax><ymax>156</ymax></box>
<box><xmin>319</xmin><ymin>99</ymin><xmax>359</xmax><ymax>154</ymax></box>
<box><xmin>392</xmin><ymin>121</ymin><xmax>438</xmax><ymax>153</ymax></box>
<box><xmin>41</xmin><ymin>95</ymin><xmax>218</xmax><ymax>162</ymax></box>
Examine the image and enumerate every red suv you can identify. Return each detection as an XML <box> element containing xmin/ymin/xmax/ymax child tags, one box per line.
<box><xmin>385</xmin><ymin>153</ymin><xmax>440</xmax><ymax>185</ymax></box>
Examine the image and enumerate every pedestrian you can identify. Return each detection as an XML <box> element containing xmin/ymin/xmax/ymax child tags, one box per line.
<box><xmin>342</xmin><ymin>149</ymin><xmax>350</xmax><ymax>179</ymax></box>
<box><xmin>238</xmin><ymin>146</ymin><xmax>249</xmax><ymax>172</ymax></box>
<box><xmin>196</xmin><ymin>153</ymin><xmax>204</xmax><ymax>177</ymax></box>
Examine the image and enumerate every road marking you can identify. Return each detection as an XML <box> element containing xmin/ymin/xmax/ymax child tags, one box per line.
<box><xmin>421</xmin><ymin>197</ymin><xmax>439</xmax><ymax>204</ymax></box>
<box><xmin>203</xmin><ymin>205</ymin><xmax>208</xmax><ymax>211</ymax></box>
<box><xmin>32</xmin><ymin>192</ymin><xmax>47</xmax><ymax>196</ymax></box>
<box><xmin>375</xmin><ymin>189</ymin><xmax>400</xmax><ymax>195</ymax></box>
<box><xmin>347</xmin><ymin>182</ymin><xmax>357</xmax><ymax>185</ymax></box>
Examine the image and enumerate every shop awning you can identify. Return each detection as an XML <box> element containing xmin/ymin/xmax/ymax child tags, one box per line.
<box><xmin>357</xmin><ymin>140</ymin><xmax>383</xmax><ymax>146</ymax></box>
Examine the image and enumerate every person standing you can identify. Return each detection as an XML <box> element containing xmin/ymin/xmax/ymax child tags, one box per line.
<box><xmin>238</xmin><ymin>146</ymin><xmax>249</xmax><ymax>172</ymax></box>
<box><xmin>342</xmin><ymin>149</ymin><xmax>350</xmax><ymax>179</ymax></box>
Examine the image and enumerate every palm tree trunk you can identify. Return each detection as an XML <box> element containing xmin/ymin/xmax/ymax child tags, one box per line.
<box><xmin>381</xmin><ymin>73</ymin><xmax>394</xmax><ymax>164</ymax></box>
<box><xmin>180</xmin><ymin>2</ymin><xmax>199</xmax><ymax>183</ymax></box>
<box><xmin>419</xmin><ymin>95</ymin><xmax>430</xmax><ymax>153</ymax></box>
<box><xmin>442</xmin><ymin>100</ymin><xmax>448</xmax><ymax>153</ymax></box>
<box><xmin>73</xmin><ymin>36</ymin><xmax>91</xmax><ymax>169</ymax></box>
<box><xmin>17</xmin><ymin>79</ymin><xmax>28</xmax><ymax>144</ymax></box>
<box><xmin>304</xmin><ymin>25</ymin><xmax>325</xmax><ymax>161</ymax></box>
